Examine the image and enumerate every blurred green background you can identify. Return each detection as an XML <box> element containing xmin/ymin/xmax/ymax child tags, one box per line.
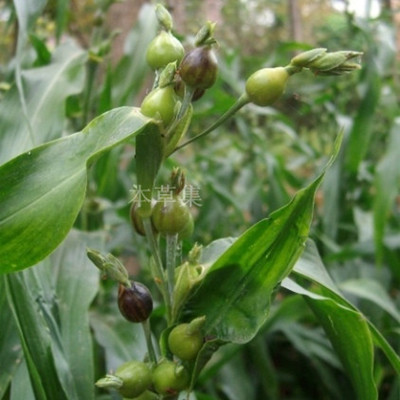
<box><xmin>0</xmin><ymin>1</ymin><xmax>399</xmax><ymax>399</ymax></box>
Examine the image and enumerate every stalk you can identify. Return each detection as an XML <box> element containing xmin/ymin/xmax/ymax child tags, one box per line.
<box><xmin>166</xmin><ymin>86</ymin><xmax>195</xmax><ymax>140</ymax></box>
<box><xmin>172</xmin><ymin>93</ymin><xmax>249</xmax><ymax>153</ymax></box>
<box><xmin>142</xmin><ymin>217</ymin><xmax>172</xmax><ymax>323</ymax></box>
<box><xmin>166</xmin><ymin>233</ymin><xmax>179</xmax><ymax>310</ymax></box>
<box><xmin>141</xmin><ymin>319</ymin><xmax>157</xmax><ymax>363</ymax></box>
<box><xmin>171</xmin><ymin>65</ymin><xmax>303</xmax><ymax>154</ymax></box>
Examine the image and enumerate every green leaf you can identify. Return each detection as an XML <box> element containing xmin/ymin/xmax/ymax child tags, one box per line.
<box><xmin>207</xmin><ymin>349</ymin><xmax>256</xmax><ymax>400</ymax></box>
<box><xmin>200</xmin><ymin>237</ymin><xmax>236</xmax><ymax>266</ymax></box>
<box><xmin>90</xmin><ymin>310</ymin><xmax>147</xmax><ymax>371</ymax></box>
<box><xmin>345</xmin><ymin>71</ymin><xmax>380</xmax><ymax>173</ymax></box>
<box><xmin>0</xmin><ymin>107</ymin><xmax>152</xmax><ymax>274</ymax></box>
<box><xmin>373</xmin><ymin>118</ymin><xmax>400</xmax><ymax>263</ymax></box>
<box><xmin>5</xmin><ymin>230</ymin><xmax>104</xmax><ymax>400</ymax></box>
<box><xmin>291</xmin><ymin>241</ymin><xmax>400</xmax><ymax>376</ymax></box>
<box><xmin>306</xmin><ymin>296</ymin><xmax>377</xmax><ymax>400</ymax></box>
<box><xmin>93</xmin><ymin>147</ymin><xmax>126</xmax><ymax>201</ymax></box>
<box><xmin>286</xmin><ymin>241</ymin><xmax>400</xmax><ymax>399</ymax></box>
<box><xmin>183</xmin><ymin>134</ymin><xmax>342</xmax><ymax>343</ymax></box>
<box><xmin>292</xmin><ymin>240</ymin><xmax>340</xmax><ymax>295</ymax></box>
<box><xmin>189</xmin><ymin>339</ymin><xmax>225</xmax><ymax>391</ymax></box>
<box><xmin>135</xmin><ymin>123</ymin><xmax>164</xmax><ymax>217</ymax></box>
<box><xmin>13</xmin><ymin>0</ymin><xmax>46</xmax><ymax>42</ymax></box>
<box><xmin>51</xmin><ymin>230</ymin><xmax>103</xmax><ymax>400</ymax></box>
<box><xmin>4</xmin><ymin>269</ymin><xmax>71</xmax><ymax>400</ymax></box>
<box><xmin>283</xmin><ymin>276</ymin><xmax>378</xmax><ymax>400</ymax></box>
<box><xmin>0</xmin><ymin>40</ymin><xmax>87</xmax><ymax>164</ymax></box>
<box><xmin>294</xmin><ymin>250</ymin><xmax>400</xmax><ymax>374</ymax></box>
<box><xmin>367</xmin><ymin>324</ymin><xmax>400</xmax><ymax>377</ymax></box>
<box><xmin>339</xmin><ymin>278</ymin><xmax>400</xmax><ymax>323</ymax></box>
<box><xmin>55</xmin><ymin>0</ymin><xmax>69</xmax><ymax>42</ymax></box>
<box><xmin>29</xmin><ymin>34</ymin><xmax>52</xmax><ymax>65</ymax></box>
<box><xmin>184</xmin><ymin>175</ymin><xmax>322</xmax><ymax>343</ymax></box>
<box><xmin>0</xmin><ymin>280</ymin><xmax>21</xmax><ymax>397</ymax></box>
<box><xmin>321</xmin><ymin>149</ymin><xmax>342</xmax><ymax>243</ymax></box>
<box><xmin>165</xmin><ymin>105</ymin><xmax>193</xmax><ymax>157</ymax></box>
<box><xmin>98</xmin><ymin>62</ymin><xmax>113</xmax><ymax>115</ymax></box>
<box><xmin>10</xmin><ymin>360</ymin><xmax>35</xmax><ymax>400</ymax></box>
<box><xmin>245</xmin><ymin>336</ymin><xmax>279</xmax><ymax>400</ymax></box>
<box><xmin>277</xmin><ymin>318</ymin><xmax>342</xmax><ymax>369</ymax></box>
<box><xmin>112</xmin><ymin>4</ymin><xmax>157</xmax><ymax>106</ymax></box>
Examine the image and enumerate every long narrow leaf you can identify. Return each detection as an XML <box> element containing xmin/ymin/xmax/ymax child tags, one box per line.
<box><xmin>305</xmin><ymin>294</ymin><xmax>377</xmax><ymax>400</ymax></box>
<box><xmin>0</xmin><ymin>280</ymin><xmax>22</xmax><ymax>397</ymax></box>
<box><xmin>291</xmin><ymin>241</ymin><xmax>400</xmax><ymax>375</ymax></box>
<box><xmin>183</xmin><ymin>134</ymin><xmax>342</xmax><ymax>343</ymax></box>
<box><xmin>0</xmin><ymin>107</ymin><xmax>154</xmax><ymax>273</ymax></box>
<box><xmin>321</xmin><ymin>148</ymin><xmax>342</xmax><ymax>244</ymax></box>
<box><xmin>367</xmin><ymin>323</ymin><xmax>400</xmax><ymax>377</ymax></box>
<box><xmin>10</xmin><ymin>360</ymin><xmax>35</xmax><ymax>400</ymax></box>
<box><xmin>4</xmin><ymin>230</ymin><xmax>104</xmax><ymax>400</ymax></box>
<box><xmin>345</xmin><ymin>71</ymin><xmax>380</xmax><ymax>173</ymax></box>
<box><xmin>340</xmin><ymin>278</ymin><xmax>400</xmax><ymax>323</ymax></box>
<box><xmin>373</xmin><ymin>118</ymin><xmax>400</xmax><ymax>263</ymax></box>
<box><xmin>184</xmin><ymin>182</ymin><xmax>317</xmax><ymax>343</ymax></box>
<box><xmin>5</xmin><ymin>270</ymin><xmax>71</xmax><ymax>400</ymax></box>
<box><xmin>0</xmin><ymin>41</ymin><xmax>87</xmax><ymax>164</ymax></box>
<box><xmin>135</xmin><ymin>123</ymin><xmax>164</xmax><ymax>216</ymax></box>
<box><xmin>51</xmin><ymin>230</ymin><xmax>103</xmax><ymax>400</ymax></box>
<box><xmin>287</xmin><ymin>240</ymin><xmax>400</xmax><ymax>398</ymax></box>
<box><xmin>283</xmin><ymin>276</ymin><xmax>378</xmax><ymax>400</ymax></box>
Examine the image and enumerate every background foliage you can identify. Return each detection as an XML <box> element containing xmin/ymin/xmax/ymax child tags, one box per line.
<box><xmin>0</xmin><ymin>0</ymin><xmax>399</xmax><ymax>399</ymax></box>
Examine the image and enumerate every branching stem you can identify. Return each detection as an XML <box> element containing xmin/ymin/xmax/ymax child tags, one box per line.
<box><xmin>172</xmin><ymin>93</ymin><xmax>249</xmax><ymax>153</ymax></box>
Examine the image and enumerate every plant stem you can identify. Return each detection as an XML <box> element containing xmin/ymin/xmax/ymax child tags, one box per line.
<box><xmin>141</xmin><ymin>319</ymin><xmax>157</xmax><ymax>363</ymax></box>
<box><xmin>284</xmin><ymin>64</ymin><xmax>303</xmax><ymax>76</ymax></box>
<box><xmin>171</xmin><ymin>93</ymin><xmax>249</xmax><ymax>154</ymax></box>
<box><xmin>166</xmin><ymin>233</ymin><xmax>178</xmax><ymax>310</ymax></box>
<box><xmin>142</xmin><ymin>217</ymin><xmax>172</xmax><ymax>323</ymax></box>
<box><xmin>165</xmin><ymin>86</ymin><xmax>195</xmax><ymax>140</ymax></box>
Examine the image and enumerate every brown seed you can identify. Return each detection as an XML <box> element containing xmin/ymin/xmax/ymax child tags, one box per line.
<box><xmin>179</xmin><ymin>46</ymin><xmax>218</xmax><ymax>90</ymax></box>
<box><xmin>118</xmin><ymin>282</ymin><xmax>153</xmax><ymax>323</ymax></box>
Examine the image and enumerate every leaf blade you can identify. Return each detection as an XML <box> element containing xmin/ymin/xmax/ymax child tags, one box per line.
<box><xmin>305</xmin><ymin>296</ymin><xmax>377</xmax><ymax>400</ymax></box>
<box><xmin>0</xmin><ymin>279</ymin><xmax>22</xmax><ymax>397</ymax></box>
<box><xmin>5</xmin><ymin>270</ymin><xmax>71</xmax><ymax>400</ymax></box>
<box><xmin>52</xmin><ymin>230</ymin><xmax>103</xmax><ymax>400</ymax></box>
<box><xmin>287</xmin><ymin>241</ymin><xmax>400</xmax><ymax>398</ymax></box>
<box><xmin>283</xmin><ymin>273</ymin><xmax>378</xmax><ymax>400</ymax></box>
<box><xmin>183</xmin><ymin>134</ymin><xmax>342</xmax><ymax>343</ymax></box>
<box><xmin>291</xmin><ymin>241</ymin><xmax>400</xmax><ymax>376</ymax></box>
<box><xmin>0</xmin><ymin>41</ymin><xmax>87</xmax><ymax>164</ymax></box>
<box><xmin>184</xmin><ymin>175</ymin><xmax>323</xmax><ymax>343</ymax></box>
<box><xmin>345</xmin><ymin>71</ymin><xmax>381</xmax><ymax>173</ymax></box>
<box><xmin>373</xmin><ymin>118</ymin><xmax>400</xmax><ymax>263</ymax></box>
<box><xmin>0</xmin><ymin>107</ymin><xmax>151</xmax><ymax>273</ymax></box>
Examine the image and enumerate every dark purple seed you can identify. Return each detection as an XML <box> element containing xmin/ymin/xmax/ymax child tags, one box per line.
<box><xmin>179</xmin><ymin>46</ymin><xmax>218</xmax><ymax>90</ymax></box>
<box><xmin>118</xmin><ymin>282</ymin><xmax>153</xmax><ymax>323</ymax></box>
